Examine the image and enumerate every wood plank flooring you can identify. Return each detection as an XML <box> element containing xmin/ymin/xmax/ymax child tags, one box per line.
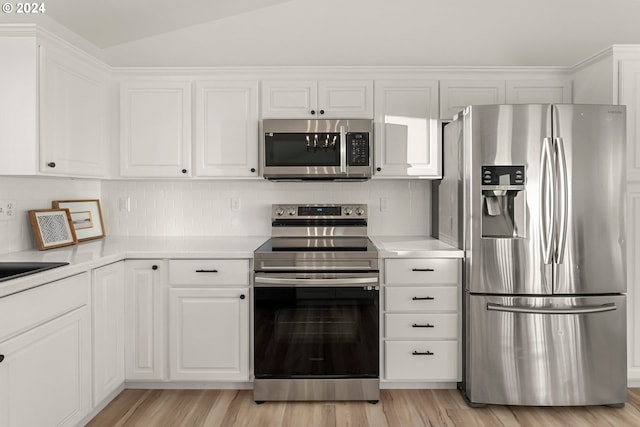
<box><xmin>87</xmin><ymin>388</ymin><xmax>640</xmax><ymax>427</ymax></box>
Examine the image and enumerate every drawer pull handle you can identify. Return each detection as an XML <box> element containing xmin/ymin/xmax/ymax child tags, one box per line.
<box><xmin>412</xmin><ymin>323</ymin><xmax>434</xmax><ymax>328</ymax></box>
<box><xmin>412</xmin><ymin>268</ymin><xmax>435</xmax><ymax>272</ymax></box>
<box><xmin>412</xmin><ymin>351</ymin><xmax>434</xmax><ymax>356</ymax></box>
<box><xmin>196</xmin><ymin>269</ymin><xmax>218</xmax><ymax>273</ymax></box>
<box><xmin>412</xmin><ymin>296</ymin><xmax>435</xmax><ymax>301</ymax></box>
<box><xmin>240</xmin><ymin>294</ymin><xmax>246</xmax><ymax>300</ymax></box>
<box><xmin>0</xmin><ymin>354</ymin><xmax>4</xmax><ymax>363</ymax></box>
<box><xmin>152</xmin><ymin>265</ymin><xmax>158</xmax><ymax>270</ymax></box>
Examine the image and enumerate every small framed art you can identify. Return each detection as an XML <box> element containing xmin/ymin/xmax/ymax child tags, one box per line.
<box><xmin>28</xmin><ymin>209</ymin><xmax>78</xmax><ymax>250</ymax></box>
<box><xmin>52</xmin><ymin>199</ymin><xmax>106</xmax><ymax>242</ymax></box>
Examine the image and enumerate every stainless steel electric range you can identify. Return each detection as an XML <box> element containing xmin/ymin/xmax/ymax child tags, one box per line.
<box><xmin>253</xmin><ymin>204</ymin><xmax>379</xmax><ymax>403</ymax></box>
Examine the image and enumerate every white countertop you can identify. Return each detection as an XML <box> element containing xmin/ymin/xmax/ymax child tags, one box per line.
<box><xmin>370</xmin><ymin>236</ymin><xmax>464</xmax><ymax>258</ymax></box>
<box><xmin>0</xmin><ymin>236</ymin><xmax>269</xmax><ymax>298</ymax></box>
<box><xmin>0</xmin><ymin>235</ymin><xmax>462</xmax><ymax>298</ymax></box>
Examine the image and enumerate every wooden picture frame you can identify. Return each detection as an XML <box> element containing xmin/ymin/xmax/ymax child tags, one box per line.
<box><xmin>28</xmin><ymin>209</ymin><xmax>78</xmax><ymax>250</ymax></box>
<box><xmin>52</xmin><ymin>199</ymin><xmax>106</xmax><ymax>242</ymax></box>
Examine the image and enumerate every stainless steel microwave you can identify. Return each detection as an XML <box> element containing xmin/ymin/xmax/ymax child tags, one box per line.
<box><xmin>262</xmin><ymin>119</ymin><xmax>373</xmax><ymax>180</ymax></box>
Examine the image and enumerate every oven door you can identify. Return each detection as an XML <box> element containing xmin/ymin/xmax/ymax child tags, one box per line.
<box><xmin>253</xmin><ymin>273</ymin><xmax>379</xmax><ymax>379</ymax></box>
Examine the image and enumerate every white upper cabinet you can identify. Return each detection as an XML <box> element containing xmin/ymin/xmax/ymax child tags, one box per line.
<box><xmin>439</xmin><ymin>80</ymin><xmax>505</xmax><ymax>120</ymax></box>
<box><xmin>195</xmin><ymin>81</ymin><xmax>259</xmax><ymax>177</ymax></box>
<box><xmin>120</xmin><ymin>81</ymin><xmax>192</xmax><ymax>177</ymax></box>
<box><xmin>39</xmin><ymin>42</ymin><xmax>109</xmax><ymax>177</ymax></box>
<box><xmin>262</xmin><ymin>79</ymin><xmax>373</xmax><ymax>118</ymax></box>
<box><xmin>0</xmin><ymin>36</ymin><xmax>109</xmax><ymax>177</ymax></box>
<box><xmin>505</xmin><ymin>79</ymin><xmax>572</xmax><ymax>104</ymax></box>
<box><xmin>374</xmin><ymin>80</ymin><xmax>441</xmax><ymax>178</ymax></box>
<box><xmin>440</xmin><ymin>79</ymin><xmax>573</xmax><ymax>119</ymax></box>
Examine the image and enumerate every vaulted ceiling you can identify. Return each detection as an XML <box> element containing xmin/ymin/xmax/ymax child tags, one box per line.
<box><xmin>2</xmin><ymin>0</ymin><xmax>640</xmax><ymax>66</ymax></box>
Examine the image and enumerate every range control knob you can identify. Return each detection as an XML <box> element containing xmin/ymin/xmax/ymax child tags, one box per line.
<box><xmin>275</xmin><ymin>207</ymin><xmax>284</xmax><ymax>216</ymax></box>
<box><xmin>355</xmin><ymin>207</ymin><xmax>365</xmax><ymax>216</ymax></box>
<box><xmin>343</xmin><ymin>207</ymin><xmax>353</xmax><ymax>216</ymax></box>
<box><xmin>287</xmin><ymin>207</ymin><xmax>296</xmax><ymax>216</ymax></box>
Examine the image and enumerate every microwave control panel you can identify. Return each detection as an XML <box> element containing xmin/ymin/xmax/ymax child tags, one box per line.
<box><xmin>347</xmin><ymin>133</ymin><xmax>370</xmax><ymax>166</ymax></box>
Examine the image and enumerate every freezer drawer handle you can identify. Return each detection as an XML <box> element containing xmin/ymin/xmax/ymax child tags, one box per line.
<box><xmin>412</xmin><ymin>323</ymin><xmax>434</xmax><ymax>328</ymax></box>
<box><xmin>412</xmin><ymin>351</ymin><xmax>434</xmax><ymax>356</ymax></box>
<box><xmin>412</xmin><ymin>296</ymin><xmax>435</xmax><ymax>301</ymax></box>
<box><xmin>486</xmin><ymin>302</ymin><xmax>617</xmax><ymax>315</ymax></box>
<box><xmin>196</xmin><ymin>269</ymin><xmax>219</xmax><ymax>273</ymax></box>
<box><xmin>412</xmin><ymin>268</ymin><xmax>435</xmax><ymax>272</ymax></box>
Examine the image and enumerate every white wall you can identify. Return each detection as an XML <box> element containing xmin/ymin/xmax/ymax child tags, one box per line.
<box><xmin>102</xmin><ymin>0</ymin><xmax>640</xmax><ymax>67</ymax></box>
<box><xmin>0</xmin><ymin>177</ymin><xmax>101</xmax><ymax>254</ymax></box>
<box><xmin>101</xmin><ymin>179</ymin><xmax>431</xmax><ymax>237</ymax></box>
<box><xmin>572</xmin><ymin>51</ymin><xmax>615</xmax><ymax>104</ymax></box>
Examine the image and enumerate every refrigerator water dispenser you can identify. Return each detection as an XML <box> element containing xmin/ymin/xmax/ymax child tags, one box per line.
<box><xmin>481</xmin><ymin>165</ymin><xmax>526</xmax><ymax>238</ymax></box>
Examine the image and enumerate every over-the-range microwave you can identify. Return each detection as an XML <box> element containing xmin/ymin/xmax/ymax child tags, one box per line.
<box><xmin>262</xmin><ymin>119</ymin><xmax>373</xmax><ymax>181</ymax></box>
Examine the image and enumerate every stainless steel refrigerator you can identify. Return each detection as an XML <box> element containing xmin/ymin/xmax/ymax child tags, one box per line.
<box><xmin>434</xmin><ymin>104</ymin><xmax>627</xmax><ymax>407</ymax></box>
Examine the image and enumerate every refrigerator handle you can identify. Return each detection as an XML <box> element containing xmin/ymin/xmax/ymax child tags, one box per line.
<box><xmin>487</xmin><ymin>302</ymin><xmax>617</xmax><ymax>315</ymax></box>
<box><xmin>541</xmin><ymin>137</ymin><xmax>555</xmax><ymax>265</ymax></box>
<box><xmin>339</xmin><ymin>126</ymin><xmax>347</xmax><ymax>174</ymax></box>
<box><xmin>554</xmin><ymin>137</ymin><xmax>568</xmax><ymax>264</ymax></box>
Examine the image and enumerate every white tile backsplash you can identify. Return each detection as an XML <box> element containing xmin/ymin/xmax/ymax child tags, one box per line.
<box><xmin>0</xmin><ymin>177</ymin><xmax>102</xmax><ymax>254</ymax></box>
<box><xmin>102</xmin><ymin>179</ymin><xmax>431</xmax><ymax>237</ymax></box>
<box><xmin>0</xmin><ymin>177</ymin><xmax>431</xmax><ymax>253</ymax></box>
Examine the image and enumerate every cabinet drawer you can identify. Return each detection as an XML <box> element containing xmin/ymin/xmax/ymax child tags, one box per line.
<box><xmin>385</xmin><ymin>258</ymin><xmax>458</xmax><ymax>284</ymax></box>
<box><xmin>385</xmin><ymin>340</ymin><xmax>458</xmax><ymax>381</ymax></box>
<box><xmin>385</xmin><ymin>286</ymin><xmax>457</xmax><ymax>311</ymax></box>
<box><xmin>169</xmin><ymin>259</ymin><xmax>249</xmax><ymax>286</ymax></box>
<box><xmin>0</xmin><ymin>272</ymin><xmax>89</xmax><ymax>341</ymax></box>
<box><xmin>385</xmin><ymin>313</ymin><xmax>457</xmax><ymax>339</ymax></box>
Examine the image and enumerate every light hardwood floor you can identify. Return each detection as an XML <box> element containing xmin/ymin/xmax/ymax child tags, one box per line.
<box><xmin>87</xmin><ymin>388</ymin><xmax>640</xmax><ymax>427</ymax></box>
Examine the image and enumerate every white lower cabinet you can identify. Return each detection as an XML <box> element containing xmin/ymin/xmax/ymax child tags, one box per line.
<box><xmin>124</xmin><ymin>260</ymin><xmax>166</xmax><ymax>380</ymax></box>
<box><xmin>168</xmin><ymin>287</ymin><xmax>249</xmax><ymax>381</ymax></box>
<box><xmin>92</xmin><ymin>262</ymin><xmax>125</xmax><ymax>406</ymax></box>
<box><xmin>0</xmin><ymin>273</ymin><xmax>91</xmax><ymax>427</ymax></box>
<box><xmin>168</xmin><ymin>259</ymin><xmax>250</xmax><ymax>382</ymax></box>
<box><xmin>382</xmin><ymin>258</ymin><xmax>461</xmax><ymax>383</ymax></box>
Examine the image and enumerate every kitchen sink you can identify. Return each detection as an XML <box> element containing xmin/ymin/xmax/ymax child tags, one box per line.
<box><xmin>0</xmin><ymin>262</ymin><xmax>70</xmax><ymax>282</ymax></box>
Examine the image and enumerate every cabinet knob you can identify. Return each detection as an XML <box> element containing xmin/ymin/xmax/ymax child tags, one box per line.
<box><xmin>240</xmin><ymin>294</ymin><xmax>246</xmax><ymax>300</ymax></box>
<box><xmin>319</xmin><ymin>110</ymin><xmax>325</xmax><ymax>115</ymax></box>
<box><xmin>152</xmin><ymin>265</ymin><xmax>158</xmax><ymax>270</ymax></box>
<box><xmin>250</xmin><ymin>168</ymin><xmax>256</xmax><ymax>173</ymax></box>
<box><xmin>376</xmin><ymin>167</ymin><xmax>381</xmax><ymax>172</ymax></box>
<box><xmin>47</xmin><ymin>162</ymin><xmax>56</xmax><ymax>168</ymax></box>
<box><xmin>310</xmin><ymin>110</ymin><xmax>316</xmax><ymax>115</ymax></box>
<box><xmin>0</xmin><ymin>354</ymin><xmax>4</xmax><ymax>363</ymax></box>
<box><xmin>181</xmin><ymin>169</ymin><xmax>188</xmax><ymax>174</ymax></box>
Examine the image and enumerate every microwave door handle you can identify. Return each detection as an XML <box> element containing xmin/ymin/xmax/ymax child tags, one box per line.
<box><xmin>340</xmin><ymin>126</ymin><xmax>347</xmax><ymax>174</ymax></box>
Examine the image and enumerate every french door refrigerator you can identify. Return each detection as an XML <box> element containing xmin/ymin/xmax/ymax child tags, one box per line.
<box><xmin>435</xmin><ymin>104</ymin><xmax>627</xmax><ymax>406</ymax></box>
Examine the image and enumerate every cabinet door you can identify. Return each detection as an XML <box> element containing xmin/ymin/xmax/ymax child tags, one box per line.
<box><xmin>318</xmin><ymin>80</ymin><xmax>373</xmax><ymax>119</ymax></box>
<box><xmin>0</xmin><ymin>307</ymin><xmax>91</xmax><ymax>427</ymax></box>
<box><xmin>39</xmin><ymin>43</ymin><xmax>108</xmax><ymax>177</ymax></box>
<box><xmin>169</xmin><ymin>287</ymin><xmax>249</xmax><ymax>381</ymax></box>
<box><xmin>506</xmin><ymin>79</ymin><xmax>572</xmax><ymax>104</ymax></box>
<box><xmin>195</xmin><ymin>81</ymin><xmax>259</xmax><ymax>177</ymax></box>
<box><xmin>261</xmin><ymin>80</ymin><xmax>317</xmax><ymax>118</ymax></box>
<box><xmin>92</xmin><ymin>262</ymin><xmax>125</xmax><ymax>406</ymax></box>
<box><xmin>124</xmin><ymin>260</ymin><xmax>165</xmax><ymax>380</ymax></box>
<box><xmin>439</xmin><ymin>80</ymin><xmax>506</xmax><ymax>119</ymax></box>
<box><xmin>120</xmin><ymin>81</ymin><xmax>192</xmax><ymax>177</ymax></box>
<box><xmin>374</xmin><ymin>80</ymin><xmax>440</xmax><ymax>177</ymax></box>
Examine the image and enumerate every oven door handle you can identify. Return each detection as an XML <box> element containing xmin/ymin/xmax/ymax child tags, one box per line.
<box><xmin>254</xmin><ymin>276</ymin><xmax>378</xmax><ymax>287</ymax></box>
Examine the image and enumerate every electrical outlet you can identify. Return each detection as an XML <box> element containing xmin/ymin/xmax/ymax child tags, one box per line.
<box><xmin>118</xmin><ymin>197</ymin><xmax>131</xmax><ymax>212</ymax></box>
<box><xmin>379</xmin><ymin>197</ymin><xmax>389</xmax><ymax>212</ymax></box>
<box><xmin>231</xmin><ymin>197</ymin><xmax>241</xmax><ymax>212</ymax></box>
<box><xmin>0</xmin><ymin>200</ymin><xmax>16</xmax><ymax>220</ymax></box>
